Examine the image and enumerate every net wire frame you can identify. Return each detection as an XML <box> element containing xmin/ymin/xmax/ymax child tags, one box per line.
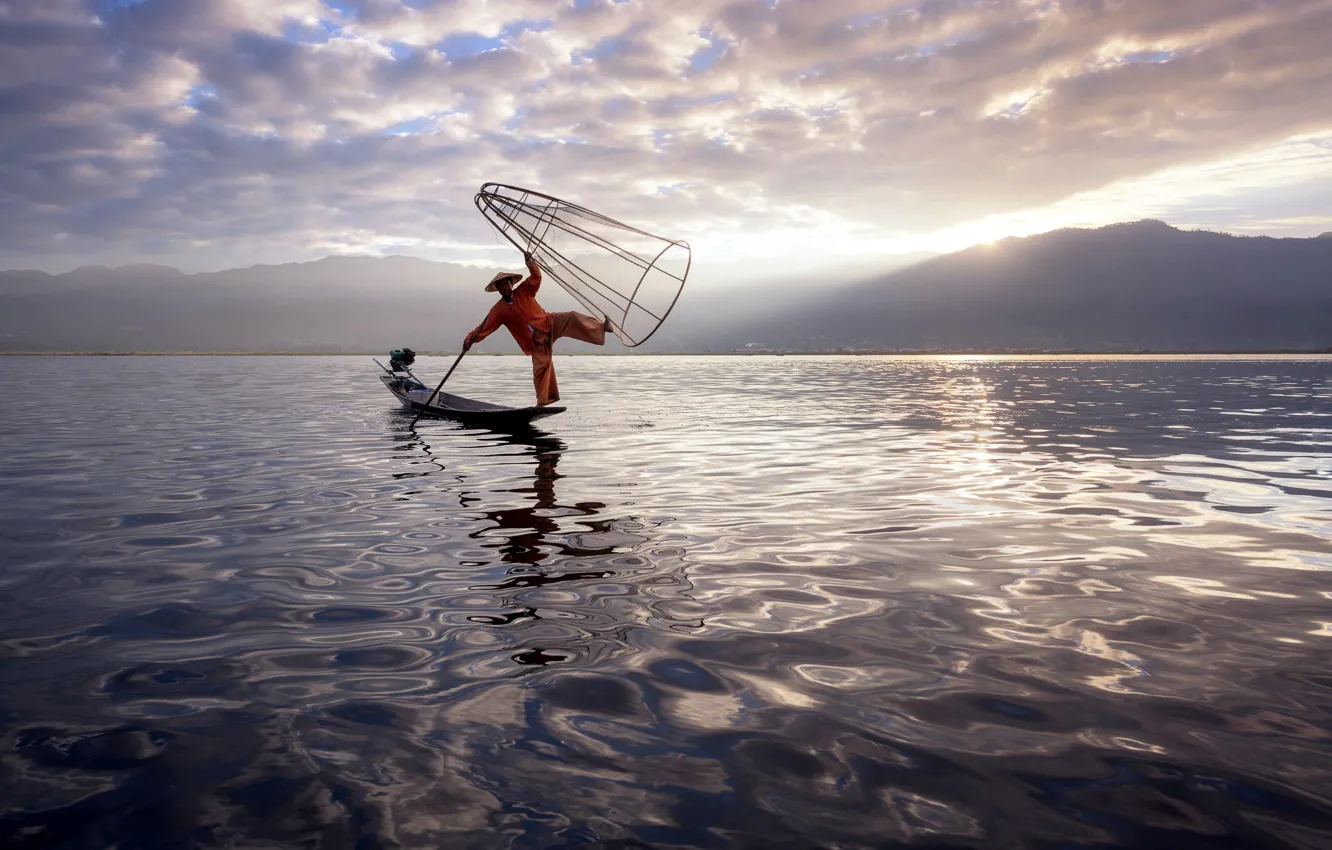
<box><xmin>474</xmin><ymin>182</ymin><xmax>691</xmax><ymax>347</ymax></box>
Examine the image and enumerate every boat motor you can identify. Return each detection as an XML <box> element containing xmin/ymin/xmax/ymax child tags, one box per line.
<box><xmin>389</xmin><ymin>348</ymin><xmax>416</xmax><ymax>373</ymax></box>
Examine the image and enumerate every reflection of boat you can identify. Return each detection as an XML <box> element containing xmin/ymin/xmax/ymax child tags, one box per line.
<box><xmin>375</xmin><ymin>349</ymin><xmax>565</xmax><ymax>425</ymax></box>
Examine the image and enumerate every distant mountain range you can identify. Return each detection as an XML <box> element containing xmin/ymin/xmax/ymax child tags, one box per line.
<box><xmin>0</xmin><ymin>255</ymin><xmax>509</xmax><ymax>354</ymax></box>
<box><xmin>2</xmin><ymin>221</ymin><xmax>1329</xmax><ymax>353</ymax></box>
<box><xmin>698</xmin><ymin>221</ymin><xmax>1332</xmax><ymax>353</ymax></box>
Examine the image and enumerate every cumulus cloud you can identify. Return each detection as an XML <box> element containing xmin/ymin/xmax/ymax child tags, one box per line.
<box><xmin>1</xmin><ymin>0</ymin><xmax>1330</xmax><ymax>271</ymax></box>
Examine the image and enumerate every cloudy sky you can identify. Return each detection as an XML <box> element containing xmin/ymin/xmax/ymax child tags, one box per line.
<box><xmin>2</xmin><ymin>0</ymin><xmax>1331</xmax><ymax>273</ymax></box>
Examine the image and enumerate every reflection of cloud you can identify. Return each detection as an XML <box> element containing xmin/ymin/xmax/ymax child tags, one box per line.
<box><xmin>690</xmin><ymin>572</ymin><xmax>887</xmax><ymax>637</ymax></box>
<box><xmin>666</xmin><ymin>688</ymin><xmax>745</xmax><ymax>730</ymax></box>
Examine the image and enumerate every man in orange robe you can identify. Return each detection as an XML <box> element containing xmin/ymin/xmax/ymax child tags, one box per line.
<box><xmin>463</xmin><ymin>251</ymin><xmax>611</xmax><ymax>406</ymax></box>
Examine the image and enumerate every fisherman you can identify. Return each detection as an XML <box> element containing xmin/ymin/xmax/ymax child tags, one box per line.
<box><xmin>463</xmin><ymin>251</ymin><xmax>613</xmax><ymax>406</ymax></box>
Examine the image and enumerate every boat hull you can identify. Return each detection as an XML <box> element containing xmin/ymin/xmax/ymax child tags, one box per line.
<box><xmin>379</xmin><ymin>375</ymin><xmax>566</xmax><ymax>425</ymax></box>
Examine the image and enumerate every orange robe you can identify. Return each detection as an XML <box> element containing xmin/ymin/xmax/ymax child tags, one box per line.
<box><xmin>467</xmin><ymin>263</ymin><xmax>606</xmax><ymax>405</ymax></box>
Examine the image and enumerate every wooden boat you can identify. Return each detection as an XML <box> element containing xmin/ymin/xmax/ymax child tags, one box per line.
<box><xmin>378</xmin><ymin>365</ymin><xmax>565</xmax><ymax>425</ymax></box>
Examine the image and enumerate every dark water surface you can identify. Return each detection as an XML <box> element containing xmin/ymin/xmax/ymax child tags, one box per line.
<box><xmin>2</xmin><ymin>355</ymin><xmax>1331</xmax><ymax>849</ymax></box>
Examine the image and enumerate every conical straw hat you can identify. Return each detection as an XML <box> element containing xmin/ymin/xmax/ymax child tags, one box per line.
<box><xmin>485</xmin><ymin>271</ymin><xmax>522</xmax><ymax>292</ymax></box>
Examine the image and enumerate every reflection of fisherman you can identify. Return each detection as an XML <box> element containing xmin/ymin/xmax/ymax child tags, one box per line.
<box><xmin>463</xmin><ymin>251</ymin><xmax>612</xmax><ymax>407</ymax></box>
<box><xmin>479</xmin><ymin>440</ymin><xmax>607</xmax><ymax>566</ymax></box>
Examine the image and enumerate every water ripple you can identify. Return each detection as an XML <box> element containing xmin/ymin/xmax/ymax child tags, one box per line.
<box><xmin>1</xmin><ymin>354</ymin><xmax>1330</xmax><ymax>848</ymax></box>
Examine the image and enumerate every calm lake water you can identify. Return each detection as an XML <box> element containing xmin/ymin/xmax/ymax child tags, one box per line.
<box><xmin>1</xmin><ymin>354</ymin><xmax>1331</xmax><ymax>849</ymax></box>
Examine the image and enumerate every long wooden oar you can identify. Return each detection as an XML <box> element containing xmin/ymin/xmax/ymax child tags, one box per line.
<box><xmin>410</xmin><ymin>349</ymin><xmax>468</xmax><ymax>427</ymax></box>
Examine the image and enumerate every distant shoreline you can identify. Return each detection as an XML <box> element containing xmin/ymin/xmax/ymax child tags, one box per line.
<box><xmin>3</xmin><ymin>350</ymin><xmax>1330</xmax><ymax>357</ymax></box>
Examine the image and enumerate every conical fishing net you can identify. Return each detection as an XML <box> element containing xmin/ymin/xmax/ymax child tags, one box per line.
<box><xmin>475</xmin><ymin>183</ymin><xmax>691</xmax><ymax>347</ymax></box>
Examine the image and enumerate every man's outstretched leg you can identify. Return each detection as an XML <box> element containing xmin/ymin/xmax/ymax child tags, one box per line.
<box><xmin>549</xmin><ymin>311</ymin><xmax>608</xmax><ymax>346</ymax></box>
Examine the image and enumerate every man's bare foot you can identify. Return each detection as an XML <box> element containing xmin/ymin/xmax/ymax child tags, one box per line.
<box><xmin>602</xmin><ymin>315</ymin><xmax>613</xmax><ymax>333</ymax></box>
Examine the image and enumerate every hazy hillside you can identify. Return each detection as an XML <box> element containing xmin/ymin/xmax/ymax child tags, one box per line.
<box><xmin>1</xmin><ymin>222</ymin><xmax>1328</xmax><ymax>353</ymax></box>
<box><xmin>716</xmin><ymin>221</ymin><xmax>1332</xmax><ymax>352</ymax></box>
<box><xmin>0</xmin><ymin>253</ymin><xmax>923</xmax><ymax>354</ymax></box>
<box><xmin>0</xmin><ymin>256</ymin><xmax>555</xmax><ymax>354</ymax></box>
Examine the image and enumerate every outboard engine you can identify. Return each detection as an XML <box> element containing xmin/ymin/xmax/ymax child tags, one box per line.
<box><xmin>389</xmin><ymin>348</ymin><xmax>416</xmax><ymax>373</ymax></box>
